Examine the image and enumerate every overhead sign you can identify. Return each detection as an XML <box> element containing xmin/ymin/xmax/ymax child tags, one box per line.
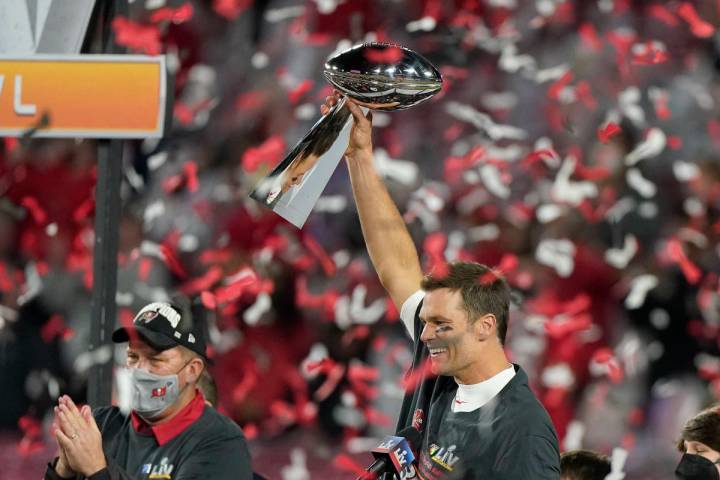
<box><xmin>0</xmin><ymin>55</ymin><xmax>168</xmax><ymax>138</ymax></box>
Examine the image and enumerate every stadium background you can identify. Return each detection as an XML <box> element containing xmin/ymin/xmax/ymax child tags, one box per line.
<box><xmin>1</xmin><ymin>0</ymin><xmax>720</xmax><ymax>478</ymax></box>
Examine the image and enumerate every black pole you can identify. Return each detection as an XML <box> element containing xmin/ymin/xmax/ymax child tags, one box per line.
<box><xmin>87</xmin><ymin>0</ymin><xmax>127</xmax><ymax>408</ymax></box>
<box><xmin>87</xmin><ymin>140</ymin><xmax>123</xmax><ymax>408</ymax></box>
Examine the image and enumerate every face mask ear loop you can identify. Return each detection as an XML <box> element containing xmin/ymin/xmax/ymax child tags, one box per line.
<box><xmin>176</xmin><ymin>357</ymin><xmax>203</xmax><ymax>393</ymax></box>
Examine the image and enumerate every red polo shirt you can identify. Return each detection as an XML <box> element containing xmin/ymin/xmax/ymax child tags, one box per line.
<box><xmin>130</xmin><ymin>390</ymin><xmax>206</xmax><ymax>446</ymax></box>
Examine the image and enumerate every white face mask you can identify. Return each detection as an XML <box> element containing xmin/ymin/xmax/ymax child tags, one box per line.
<box><xmin>131</xmin><ymin>360</ymin><xmax>191</xmax><ymax>421</ymax></box>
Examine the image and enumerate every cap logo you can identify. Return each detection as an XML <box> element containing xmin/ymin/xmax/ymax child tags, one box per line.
<box><xmin>139</xmin><ymin>311</ymin><xmax>159</xmax><ymax>322</ymax></box>
<box><xmin>134</xmin><ymin>302</ymin><xmax>182</xmax><ymax>328</ymax></box>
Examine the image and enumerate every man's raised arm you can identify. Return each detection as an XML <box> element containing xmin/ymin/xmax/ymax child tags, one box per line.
<box><xmin>323</xmin><ymin>94</ymin><xmax>423</xmax><ymax>310</ymax></box>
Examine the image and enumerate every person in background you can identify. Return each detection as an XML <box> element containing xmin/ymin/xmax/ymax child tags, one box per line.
<box><xmin>45</xmin><ymin>301</ymin><xmax>252</xmax><ymax>480</ymax></box>
<box><xmin>560</xmin><ymin>450</ymin><xmax>611</xmax><ymax>480</ymax></box>
<box><xmin>675</xmin><ymin>405</ymin><xmax>720</xmax><ymax>480</ymax></box>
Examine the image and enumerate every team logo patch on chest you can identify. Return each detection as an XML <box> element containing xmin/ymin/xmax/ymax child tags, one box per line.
<box><xmin>141</xmin><ymin>457</ymin><xmax>175</xmax><ymax>479</ymax></box>
<box><xmin>412</xmin><ymin>408</ymin><xmax>424</xmax><ymax>429</ymax></box>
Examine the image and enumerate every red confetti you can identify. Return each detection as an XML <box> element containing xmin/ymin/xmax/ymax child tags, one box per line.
<box><xmin>666</xmin><ymin>238</ymin><xmax>702</xmax><ymax>285</ymax></box>
<box><xmin>20</xmin><ymin>196</ymin><xmax>47</xmax><ymax>225</ymax></box>
<box><xmin>213</xmin><ymin>0</ymin><xmax>252</xmax><ymax>20</ymax></box>
<box><xmin>17</xmin><ymin>415</ymin><xmax>44</xmax><ymax>456</ymax></box>
<box><xmin>72</xmin><ymin>197</ymin><xmax>95</xmax><ymax>223</ymax></box>
<box><xmin>159</xmin><ymin>244</ymin><xmax>188</xmax><ymax>279</ymax></box>
<box><xmin>648</xmin><ymin>4</ymin><xmax>679</xmax><ymax>27</ymax></box>
<box><xmin>111</xmin><ymin>17</ymin><xmax>162</xmax><ymax>55</ymax></box>
<box><xmin>364</xmin><ymin>46</ymin><xmax>404</xmax><ymax>64</ymax></box>
<box><xmin>183</xmin><ymin>161</ymin><xmax>199</xmax><ymax>193</ymax></box>
<box><xmin>201</xmin><ymin>291</ymin><xmax>217</xmax><ymax>309</ymax></box>
<box><xmin>708</xmin><ymin>119</ymin><xmax>720</xmax><ymax>146</ymax></box>
<box><xmin>423</xmin><ymin>232</ymin><xmax>448</xmax><ymax>279</ymax></box>
<box><xmin>333</xmin><ymin>453</ymin><xmax>372</xmax><ymax>479</ymax></box>
<box><xmin>137</xmin><ymin>257</ymin><xmax>152</xmax><ymax>282</ymax></box>
<box><xmin>631</xmin><ymin>41</ymin><xmax>669</xmax><ymax>65</ymax></box>
<box><xmin>288</xmin><ymin>79</ymin><xmax>315</xmax><ymax>105</ymax></box>
<box><xmin>178</xmin><ymin>266</ymin><xmax>224</xmax><ymax>295</ymax></box>
<box><xmin>302</xmin><ymin>234</ymin><xmax>337</xmax><ymax>277</ymax></box>
<box><xmin>597</xmin><ymin>122</ymin><xmax>621</xmax><ymax>144</ymax></box>
<box><xmin>40</xmin><ymin>314</ymin><xmax>74</xmax><ymax>343</ymax></box>
<box><xmin>444</xmin><ymin>146</ymin><xmax>485</xmax><ymax>184</ymax></box>
<box><xmin>0</xmin><ymin>263</ymin><xmax>13</xmax><ymax>292</ymax></box>
<box><xmin>677</xmin><ymin>2</ymin><xmax>715</xmax><ymax>38</ymax></box>
<box><xmin>578</xmin><ymin>23</ymin><xmax>603</xmax><ymax>52</ymax></box>
<box><xmin>149</xmin><ymin>3</ymin><xmax>194</xmax><ymax>24</ymax></box>
<box><xmin>242</xmin><ymin>135</ymin><xmax>286</xmax><ymax>174</ymax></box>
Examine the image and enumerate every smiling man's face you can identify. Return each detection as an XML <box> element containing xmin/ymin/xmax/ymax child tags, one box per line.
<box><xmin>419</xmin><ymin>288</ymin><xmax>487</xmax><ymax>381</ymax></box>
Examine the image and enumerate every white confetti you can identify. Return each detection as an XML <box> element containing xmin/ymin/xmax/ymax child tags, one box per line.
<box><xmin>467</xmin><ymin>224</ymin><xmax>500</xmax><ymax>242</ymax></box>
<box><xmin>251</xmin><ymin>52</ymin><xmax>269</xmax><ymax>69</ymax></box>
<box><xmin>480</xmin><ymin>164</ymin><xmax>511</xmax><ymax>199</ymax></box>
<box><xmin>499</xmin><ymin>43</ymin><xmax>535</xmax><ymax>74</ymax></box>
<box><xmin>147</xmin><ymin>151</ymin><xmax>168</xmax><ymax>171</ymax></box>
<box><xmin>537</xmin><ymin>204</ymin><xmax>565</xmax><ymax>224</ymax></box>
<box><xmin>541</xmin><ymin>363</ymin><xmax>575</xmax><ymax>388</ymax></box>
<box><xmin>265</xmin><ymin>6</ymin><xmax>305</xmax><ymax>23</ymax></box>
<box><xmin>45</xmin><ymin>222</ymin><xmax>58</xmax><ymax>236</ymax></box>
<box><xmin>673</xmin><ymin>160</ymin><xmax>700</xmax><ymax>182</ymax></box>
<box><xmin>649</xmin><ymin>308</ymin><xmax>670</xmax><ymax>330</ymax></box>
<box><xmin>375</xmin><ymin>148</ymin><xmax>419</xmax><ymax>186</ymax></box>
<box><xmin>312</xmin><ymin>0</ymin><xmax>345</xmax><ymax>15</ymax></box>
<box><xmin>481</xmin><ymin>91</ymin><xmax>518</xmax><ymax>110</ymax></box>
<box><xmin>446</xmin><ymin>101</ymin><xmax>527</xmax><ymax>141</ymax></box>
<box><xmin>244</xmin><ymin>292</ymin><xmax>272</xmax><ymax>325</ymax></box>
<box><xmin>604</xmin><ymin>447</ymin><xmax>628</xmax><ymax>480</ymax></box>
<box><xmin>626</xmin><ymin>168</ymin><xmax>656</xmax><ymax>198</ymax></box>
<box><xmin>618</xmin><ymin>87</ymin><xmax>646</xmax><ymax>127</ymax></box>
<box><xmin>625</xmin><ymin>274</ymin><xmax>658</xmax><ymax>309</ymax></box>
<box><xmin>295</xmin><ymin>103</ymin><xmax>316</xmax><ymax>120</ymax></box>
<box><xmin>552</xmin><ymin>157</ymin><xmax>598</xmax><ymax>206</ymax></box>
<box><xmin>604</xmin><ymin>235</ymin><xmax>638</xmax><ymax>269</ymax></box>
<box><xmin>563</xmin><ymin>421</ymin><xmax>585</xmax><ymax>451</ymax></box>
<box><xmin>625</xmin><ymin>128</ymin><xmax>666</xmax><ymax>166</ymax></box>
<box><xmin>349</xmin><ymin>284</ymin><xmax>386</xmax><ymax>325</ymax></box>
<box><xmin>407</xmin><ymin>16</ymin><xmax>437</xmax><ymax>32</ymax></box>
<box><xmin>281</xmin><ymin>448</ymin><xmax>311</xmax><ymax>480</ymax></box>
<box><xmin>315</xmin><ymin>195</ymin><xmax>347</xmax><ymax>213</ymax></box>
<box><xmin>536</xmin><ymin>238</ymin><xmax>576</xmax><ymax>277</ymax></box>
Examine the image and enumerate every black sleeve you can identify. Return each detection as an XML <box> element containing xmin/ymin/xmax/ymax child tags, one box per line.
<box><xmin>44</xmin><ymin>457</ymin><xmax>79</xmax><ymax>480</ymax></box>
<box><xmin>495</xmin><ymin>435</ymin><xmax>560</xmax><ymax>480</ymax></box>
<box><xmin>173</xmin><ymin>435</ymin><xmax>253</xmax><ymax>480</ymax></box>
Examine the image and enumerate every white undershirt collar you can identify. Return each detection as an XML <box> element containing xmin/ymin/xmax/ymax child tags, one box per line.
<box><xmin>452</xmin><ymin>364</ymin><xmax>516</xmax><ymax>413</ymax></box>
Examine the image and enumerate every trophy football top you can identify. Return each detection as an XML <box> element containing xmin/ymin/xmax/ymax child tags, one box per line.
<box><xmin>323</xmin><ymin>42</ymin><xmax>443</xmax><ymax>111</ymax></box>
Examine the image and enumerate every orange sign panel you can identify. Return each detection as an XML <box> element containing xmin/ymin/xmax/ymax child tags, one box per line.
<box><xmin>0</xmin><ymin>55</ymin><xmax>167</xmax><ymax>138</ymax></box>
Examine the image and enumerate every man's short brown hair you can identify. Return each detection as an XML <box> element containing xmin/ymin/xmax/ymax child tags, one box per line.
<box><xmin>677</xmin><ymin>405</ymin><xmax>720</xmax><ymax>452</ymax></box>
<box><xmin>420</xmin><ymin>261</ymin><xmax>510</xmax><ymax>344</ymax></box>
<box><xmin>560</xmin><ymin>450</ymin><xmax>611</xmax><ymax>480</ymax></box>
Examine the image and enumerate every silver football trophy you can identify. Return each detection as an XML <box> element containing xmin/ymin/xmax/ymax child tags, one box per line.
<box><xmin>249</xmin><ymin>42</ymin><xmax>443</xmax><ymax>228</ymax></box>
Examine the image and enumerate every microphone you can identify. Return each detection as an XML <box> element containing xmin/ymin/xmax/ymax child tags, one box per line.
<box><xmin>357</xmin><ymin>427</ymin><xmax>422</xmax><ymax>479</ymax></box>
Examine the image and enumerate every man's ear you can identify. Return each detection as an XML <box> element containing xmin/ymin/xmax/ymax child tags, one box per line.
<box><xmin>186</xmin><ymin>357</ymin><xmax>205</xmax><ymax>384</ymax></box>
<box><xmin>473</xmin><ymin>313</ymin><xmax>497</xmax><ymax>341</ymax></box>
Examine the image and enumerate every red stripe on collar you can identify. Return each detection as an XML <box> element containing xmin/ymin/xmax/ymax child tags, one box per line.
<box><xmin>131</xmin><ymin>390</ymin><xmax>206</xmax><ymax>446</ymax></box>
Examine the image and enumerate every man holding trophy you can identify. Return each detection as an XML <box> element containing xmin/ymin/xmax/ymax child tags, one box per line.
<box><xmin>323</xmin><ymin>90</ymin><xmax>561</xmax><ymax>479</ymax></box>
<box><xmin>250</xmin><ymin>42</ymin><xmax>561</xmax><ymax>479</ymax></box>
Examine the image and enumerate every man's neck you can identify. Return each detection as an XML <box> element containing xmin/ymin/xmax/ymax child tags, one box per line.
<box><xmin>454</xmin><ymin>349</ymin><xmax>511</xmax><ymax>385</ymax></box>
<box><xmin>147</xmin><ymin>387</ymin><xmax>197</xmax><ymax>426</ymax></box>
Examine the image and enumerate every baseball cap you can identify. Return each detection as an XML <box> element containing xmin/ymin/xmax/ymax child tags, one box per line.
<box><xmin>112</xmin><ymin>301</ymin><xmax>213</xmax><ymax>364</ymax></box>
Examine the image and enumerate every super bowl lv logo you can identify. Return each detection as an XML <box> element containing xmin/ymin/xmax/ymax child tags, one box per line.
<box><xmin>429</xmin><ymin>444</ymin><xmax>460</xmax><ymax>472</ymax></box>
<box><xmin>141</xmin><ymin>457</ymin><xmax>175</xmax><ymax>479</ymax></box>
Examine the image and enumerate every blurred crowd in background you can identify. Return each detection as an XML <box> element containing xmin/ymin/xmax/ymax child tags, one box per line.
<box><xmin>1</xmin><ymin>0</ymin><xmax>720</xmax><ymax>478</ymax></box>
